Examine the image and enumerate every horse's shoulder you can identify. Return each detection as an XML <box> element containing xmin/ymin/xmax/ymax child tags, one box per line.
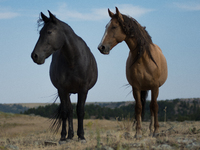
<box><xmin>151</xmin><ymin>44</ymin><xmax>161</xmax><ymax>52</ymax></box>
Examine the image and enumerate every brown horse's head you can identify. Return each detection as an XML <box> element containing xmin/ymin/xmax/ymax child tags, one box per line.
<box><xmin>31</xmin><ymin>11</ymin><xmax>65</xmax><ymax>64</ymax></box>
<box><xmin>98</xmin><ymin>7</ymin><xmax>126</xmax><ymax>54</ymax></box>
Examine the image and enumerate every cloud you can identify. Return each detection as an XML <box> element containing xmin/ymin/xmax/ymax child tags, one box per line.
<box><xmin>0</xmin><ymin>12</ymin><xmax>19</xmax><ymax>19</ymax></box>
<box><xmin>53</xmin><ymin>3</ymin><xmax>154</xmax><ymax>21</ymax></box>
<box><xmin>53</xmin><ymin>3</ymin><xmax>107</xmax><ymax>21</ymax></box>
<box><xmin>112</xmin><ymin>4</ymin><xmax>154</xmax><ymax>18</ymax></box>
<box><xmin>0</xmin><ymin>8</ymin><xmax>20</xmax><ymax>19</ymax></box>
<box><xmin>174</xmin><ymin>2</ymin><xmax>200</xmax><ymax>11</ymax></box>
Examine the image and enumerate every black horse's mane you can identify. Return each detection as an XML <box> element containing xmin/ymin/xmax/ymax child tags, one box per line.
<box><xmin>115</xmin><ymin>14</ymin><xmax>157</xmax><ymax>66</ymax></box>
<box><xmin>37</xmin><ymin>16</ymin><xmax>45</xmax><ymax>32</ymax></box>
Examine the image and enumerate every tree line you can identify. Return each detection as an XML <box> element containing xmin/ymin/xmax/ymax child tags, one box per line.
<box><xmin>23</xmin><ymin>98</ymin><xmax>200</xmax><ymax>121</ymax></box>
<box><xmin>0</xmin><ymin>104</ymin><xmax>28</xmax><ymax>114</ymax></box>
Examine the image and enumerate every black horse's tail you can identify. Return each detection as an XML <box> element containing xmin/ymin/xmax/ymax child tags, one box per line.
<box><xmin>49</xmin><ymin>95</ymin><xmax>62</xmax><ymax>133</ymax></box>
<box><xmin>49</xmin><ymin>93</ymin><xmax>72</xmax><ymax>133</ymax></box>
<box><xmin>50</xmin><ymin>104</ymin><xmax>62</xmax><ymax>133</ymax></box>
<box><xmin>141</xmin><ymin>90</ymin><xmax>148</xmax><ymax>121</ymax></box>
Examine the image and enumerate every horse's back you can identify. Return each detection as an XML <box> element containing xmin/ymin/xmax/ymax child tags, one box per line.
<box><xmin>78</xmin><ymin>38</ymin><xmax>98</xmax><ymax>90</ymax></box>
<box><xmin>85</xmin><ymin>49</ymin><xmax>98</xmax><ymax>90</ymax></box>
<box><xmin>153</xmin><ymin>44</ymin><xmax>168</xmax><ymax>87</ymax></box>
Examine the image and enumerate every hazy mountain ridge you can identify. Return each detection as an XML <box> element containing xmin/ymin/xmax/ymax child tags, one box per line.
<box><xmin>1</xmin><ymin>98</ymin><xmax>200</xmax><ymax>114</ymax></box>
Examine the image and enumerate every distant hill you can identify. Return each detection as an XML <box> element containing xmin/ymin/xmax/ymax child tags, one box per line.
<box><xmin>0</xmin><ymin>104</ymin><xmax>28</xmax><ymax>114</ymax></box>
<box><xmin>13</xmin><ymin>103</ymin><xmax>55</xmax><ymax>108</ymax></box>
<box><xmin>21</xmin><ymin>98</ymin><xmax>200</xmax><ymax>121</ymax></box>
<box><xmin>1</xmin><ymin>98</ymin><xmax>200</xmax><ymax>120</ymax></box>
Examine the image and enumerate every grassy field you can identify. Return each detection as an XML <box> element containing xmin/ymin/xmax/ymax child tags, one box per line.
<box><xmin>0</xmin><ymin>112</ymin><xmax>200</xmax><ymax>150</ymax></box>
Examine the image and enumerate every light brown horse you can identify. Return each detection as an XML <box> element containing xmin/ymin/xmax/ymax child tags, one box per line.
<box><xmin>98</xmin><ymin>7</ymin><xmax>168</xmax><ymax>138</ymax></box>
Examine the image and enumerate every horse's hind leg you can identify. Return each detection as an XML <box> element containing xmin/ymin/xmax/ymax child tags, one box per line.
<box><xmin>149</xmin><ymin>88</ymin><xmax>159</xmax><ymax>137</ymax></box>
<box><xmin>66</xmin><ymin>98</ymin><xmax>74</xmax><ymax>140</ymax></box>
<box><xmin>133</xmin><ymin>89</ymin><xmax>143</xmax><ymax>138</ymax></box>
<box><xmin>141</xmin><ymin>91</ymin><xmax>147</xmax><ymax>121</ymax></box>
<box><xmin>58</xmin><ymin>90</ymin><xmax>74</xmax><ymax>141</ymax></box>
<box><xmin>77</xmin><ymin>91</ymin><xmax>88</xmax><ymax>141</ymax></box>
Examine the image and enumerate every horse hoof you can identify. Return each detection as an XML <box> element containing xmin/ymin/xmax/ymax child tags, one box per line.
<box><xmin>153</xmin><ymin>133</ymin><xmax>159</xmax><ymax>137</ymax></box>
<box><xmin>66</xmin><ymin>138</ymin><xmax>72</xmax><ymax>143</ymax></box>
<box><xmin>149</xmin><ymin>133</ymin><xmax>153</xmax><ymax>137</ymax></box>
<box><xmin>80</xmin><ymin>139</ymin><xmax>87</xmax><ymax>144</ymax></box>
<box><xmin>78</xmin><ymin>137</ymin><xmax>87</xmax><ymax>144</ymax></box>
<box><xmin>134</xmin><ymin>134</ymin><xmax>142</xmax><ymax>139</ymax></box>
<box><xmin>59</xmin><ymin>140</ymin><xmax>67</xmax><ymax>145</ymax></box>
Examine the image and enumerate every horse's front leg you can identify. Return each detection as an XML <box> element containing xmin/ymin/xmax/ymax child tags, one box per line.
<box><xmin>133</xmin><ymin>89</ymin><xmax>142</xmax><ymax>138</ymax></box>
<box><xmin>77</xmin><ymin>91</ymin><xmax>88</xmax><ymax>141</ymax></box>
<box><xmin>149</xmin><ymin>87</ymin><xmax>159</xmax><ymax>137</ymax></box>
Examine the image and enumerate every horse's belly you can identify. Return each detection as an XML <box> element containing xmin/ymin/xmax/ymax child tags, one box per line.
<box><xmin>50</xmin><ymin>67</ymin><xmax>79</xmax><ymax>93</ymax></box>
<box><xmin>50</xmin><ymin>65</ymin><xmax>97</xmax><ymax>93</ymax></box>
<box><xmin>126</xmin><ymin>63</ymin><xmax>160</xmax><ymax>90</ymax></box>
<box><xmin>126</xmin><ymin>72</ymin><xmax>158</xmax><ymax>90</ymax></box>
<box><xmin>49</xmin><ymin>51</ymin><xmax>97</xmax><ymax>93</ymax></box>
<box><xmin>50</xmin><ymin>72</ymin><xmax>82</xmax><ymax>92</ymax></box>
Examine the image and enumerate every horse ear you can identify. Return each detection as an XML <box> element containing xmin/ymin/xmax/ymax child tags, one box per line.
<box><xmin>108</xmin><ymin>9</ymin><xmax>114</xmax><ymax>18</ymax></box>
<box><xmin>48</xmin><ymin>10</ymin><xmax>57</xmax><ymax>24</ymax></box>
<box><xmin>41</xmin><ymin>12</ymin><xmax>49</xmax><ymax>23</ymax></box>
<box><xmin>116</xmin><ymin>7</ymin><xmax>124</xmax><ymax>22</ymax></box>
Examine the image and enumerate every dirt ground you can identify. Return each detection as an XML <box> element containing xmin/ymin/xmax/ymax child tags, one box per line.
<box><xmin>0</xmin><ymin>113</ymin><xmax>200</xmax><ymax>150</ymax></box>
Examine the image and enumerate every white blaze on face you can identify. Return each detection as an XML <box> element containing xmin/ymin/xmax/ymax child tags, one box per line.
<box><xmin>99</xmin><ymin>21</ymin><xmax>111</xmax><ymax>46</ymax></box>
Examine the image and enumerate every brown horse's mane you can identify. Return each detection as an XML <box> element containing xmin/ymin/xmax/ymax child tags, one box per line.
<box><xmin>115</xmin><ymin>14</ymin><xmax>157</xmax><ymax>66</ymax></box>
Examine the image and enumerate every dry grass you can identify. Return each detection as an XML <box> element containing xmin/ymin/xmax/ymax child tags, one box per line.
<box><xmin>0</xmin><ymin>112</ymin><xmax>200</xmax><ymax>149</ymax></box>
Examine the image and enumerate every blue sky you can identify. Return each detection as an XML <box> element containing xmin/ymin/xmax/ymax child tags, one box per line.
<box><xmin>0</xmin><ymin>0</ymin><xmax>200</xmax><ymax>103</ymax></box>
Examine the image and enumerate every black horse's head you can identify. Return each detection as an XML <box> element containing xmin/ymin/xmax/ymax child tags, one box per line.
<box><xmin>31</xmin><ymin>11</ymin><xmax>65</xmax><ymax>64</ymax></box>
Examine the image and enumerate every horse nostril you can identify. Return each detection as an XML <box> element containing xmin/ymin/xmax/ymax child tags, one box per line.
<box><xmin>101</xmin><ymin>45</ymin><xmax>105</xmax><ymax>50</ymax></box>
<box><xmin>31</xmin><ymin>52</ymin><xmax>38</xmax><ymax>60</ymax></box>
<box><xmin>98</xmin><ymin>45</ymin><xmax>105</xmax><ymax>51</ymax></box>
<box><xmin>34</xmin><ymin>54</ymin><xmax>38</xmax><ymax>59</ymax></box>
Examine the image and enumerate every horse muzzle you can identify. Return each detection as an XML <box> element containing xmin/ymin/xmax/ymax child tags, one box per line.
<box><xmin>98</xmin><ymin>44</ymin><xmax>110</xmax><ymax>55</ymax></box>
<box><xmin>31</xmin><ymin>52</ymin><xmax>45</xmax><ymax>65</ymax></box>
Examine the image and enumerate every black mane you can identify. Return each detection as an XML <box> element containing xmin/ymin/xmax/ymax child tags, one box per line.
<box><xmin>37</xmin><ymin>16</ymin><xmax>44</xmax><ymax>32</ymax></box>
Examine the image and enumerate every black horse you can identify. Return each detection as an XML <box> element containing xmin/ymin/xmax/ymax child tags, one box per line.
<box><xmin>31</xmin><ymin>11</ymin><xmax>98</xmax><ymax>143</ymax></box>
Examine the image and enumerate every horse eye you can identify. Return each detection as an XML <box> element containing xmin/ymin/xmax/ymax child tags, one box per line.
<box><xmin>112</xmin><ymin>26</ymin><xmax>117</xmax><ymax>29</ymax></box>
<box><xmin>47</xmin><ymin>31</ymin><xmax>52</xmax><ymax>34</ymax></box>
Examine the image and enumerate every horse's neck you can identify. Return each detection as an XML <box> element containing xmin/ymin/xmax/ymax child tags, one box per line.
<box><xmin>125</xmin><ymin>37</ymin><xmax>157</xmax><ymax>67</ymax></box>
<box><xmin>125</xmin><ymin>37</ymin><xmax>138</xmax><ymax>56</ymax></box>
<box><xmin>61</xmin><ymin>26</ymin><xmax>81</xmax><ymax>61</ymax></box>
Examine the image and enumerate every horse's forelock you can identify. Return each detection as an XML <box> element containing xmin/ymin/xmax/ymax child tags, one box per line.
<box><xmin>37</xmin><ymin>16</ymin><xmax>45</xmax><ymax>32</ymax></box>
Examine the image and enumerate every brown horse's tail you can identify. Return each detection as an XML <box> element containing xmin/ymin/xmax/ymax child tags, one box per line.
<box><xmin>141</xmin><ymin>90</ymin><xmax>148</xmax><ymax>121</ymax></box>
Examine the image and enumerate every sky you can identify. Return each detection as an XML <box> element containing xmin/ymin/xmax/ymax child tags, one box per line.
<box><xmin>0</xmin><ymin>0</ymin><xmax>200</xmax><ymax>104</ymax></box>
